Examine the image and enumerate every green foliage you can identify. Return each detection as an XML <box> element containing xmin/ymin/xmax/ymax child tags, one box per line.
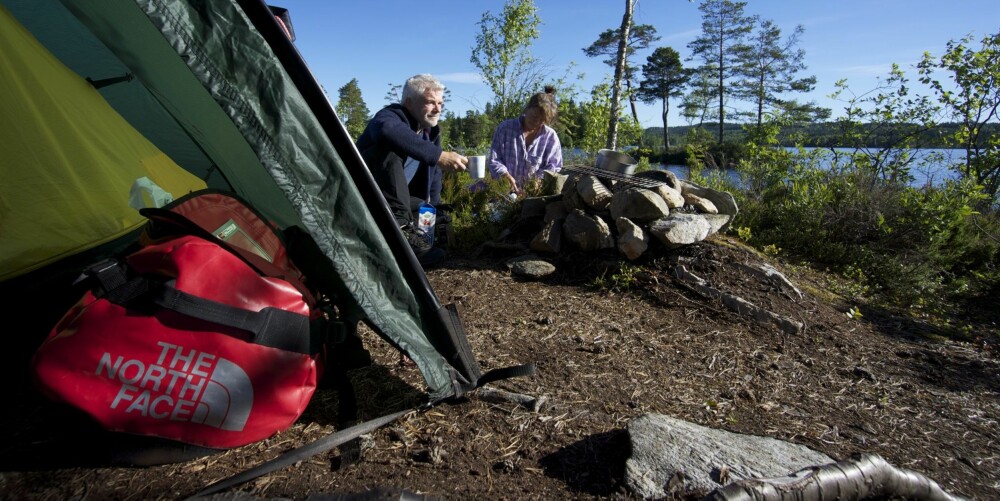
<box><xmin>335</xmin><ymin>78</ymin><xmax>370</xmax><ymax>140</ymax></box>
<box><xmin>576</xmin><ymin>82</ymin><xmax>614</xmax><ymax>153</ymax></box>
<box><xmin>829</xmin><ymin>65</ymin><xmax>939</xmax><ymax>185</ymax></box>
<box><xmin>727</xmin><ymin>100</ymin><xmax>999</xmax><ymax>310</ymax></box>
<box><xmin>383</xmin><ymin>82</ymin><xmax>402</xmax><ymax>106</ymax></box>
<box><xmin>584</xmin><ymin>22</ymin><xmax>660</xmax><ymax>127</ymax></box>
<box><xmin>918</xmin><ymin>29</ymin><xmax>1000</xmax><ymax>206</ymax></box>
<box><xmin>591</xmin><ymin>262</ymin><xmax>642</xmax><ymax>292</ymax></box>
<box><xmin>583</xmin><ymin>24</ymin><xmax>660</xmax><ymax>71</ymax></box>
<box><xmin>634</xmin><ymin>155</ymin><xmax>652</xmax><ymax>174</ymax></box>
<box><xmin>845</xmin><ymin>306</ymin><xmax>863</xmax><ymax>320</ymax></box>
<box><xmin>617</xmin><ymin>116</ymin><xmax>645</xmax><ymax>149</ymax></box>
<box><xmin>441</xmin><ymin>110</ymin><xmax>496</xmax><ymax>153</ymax></box>
<box><xmin>470</xmin><ymin>0</ymin><xmax>542</xmax><ymax>118</ymax></box>
<box><xmin>438</xmin><ymin>172</ymin><xmax>523</xmax><ymax>252</ymax></box>
<box><xmin>737</xmin><ymin>148</ymin><xmax>998</xmax><ymax>309</ymax></box>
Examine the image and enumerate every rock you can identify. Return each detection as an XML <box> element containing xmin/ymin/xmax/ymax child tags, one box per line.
<box><xmin>649</xmin><ymin>213</ymin><xmax>711</xmax><ymax>249</ymax></box>
<box><xmin>654</xmin><ymin>184</ymin><xmax>685</xmax><ymax>209</ymax></box>
<box><xmin>683</xmin><ymin>192</ymin><xmax>719</xmax><ymax>214</ymax></box>
<box><xmin>635</xmin><ymin>169</ymin><xmax>681</xmax><ymax>190</ymax></box>
<box><xmin>530</xmin><ymin>217</ymin><xmax>563</xmax><ymax>254</ymax></box>
<box><xmin>505</xmin><ymin>255</ymin><xmax>556</xmax><ymax>278</ymax></box>
<box><xmin>561</xmin><ymin>175</ymin><xmax>586</xmax><ymax>211</ymax></box>
<box><xmin>702</xmin><ymin>214</ymin><xmax>732</xmax><ymax>235</ymax></box>
<box><xmin>624</xmin><ymin>413</ymin><xmax>834</xmax><ymax>499</ymax></box>
<box><xmin>544</xmin><ymin>200</ymin><xmax>569</xmax><ymax>223</ymax></box>
<box><xmin>563</xmin><ymin>209</ymin><xmax>614</xmax><ymax>251</ymax></box>
<box><xmin>576</xmin><ymin>175</ymin><xmax>612</xmax><ymax>211</ymax></box>
<box><xmin>541</xmin><ymin>171</ymin><xmax>567</xmax><ymax>195</ymax></box>
<box><xmin>610</xmin><ymin>187</ymin><xmax>670</xmax><ymax>224</ymax></box>
<box><xmin>616</xmin><ymin>217</ymin><xmax>649</xmax><ymax>260</ymax></box>
<box><xmin>680</xmin><ymin>180</ymin><xmax>738</xmax><ymax>230</ymax></box>
<box><xmin>519</xmin><ymin>196</ymin><xmax>548</xmax><ymax>220</ymax></box>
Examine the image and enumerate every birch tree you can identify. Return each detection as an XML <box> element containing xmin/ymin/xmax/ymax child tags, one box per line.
<box><xmin>470</xmin><ymin>0</ymin><xmax>542</xmax><ymax>118</ymax></box>
<box><xmin>919</xmin><ymin>30</ymin><xmax>1000</xmax><ymax>205</ymax></box>
<box><xmin>606</xmin><ymin>0</ymin><xmax>635</xmax><ymax>150</ymax></box>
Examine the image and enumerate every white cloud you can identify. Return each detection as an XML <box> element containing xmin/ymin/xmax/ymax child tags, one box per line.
<box><xmin>436</xmin><ymin>72</ymin><xmax>483</xmax><ymax>85</ymax></box>
<box><xmin>836</xmin><ymin>63</ymin><xmax>895</xmax><ymax>77</ymax></box>
<box><xmin>663</xmin><ymin>28</ymin><xmax>700</xmax><ymax>41</ymax></box>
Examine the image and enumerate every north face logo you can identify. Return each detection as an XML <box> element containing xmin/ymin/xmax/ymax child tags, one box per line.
<box><xmin>96</xmin><ymin>341</ymin><xmax>253</xmax><ymax>431</ymax></box>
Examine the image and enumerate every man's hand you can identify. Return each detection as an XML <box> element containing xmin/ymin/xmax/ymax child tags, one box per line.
<box><xmin>437</xmin><ymin>151</ymin><xmax>468</xmax><ymax>172</ymax></box>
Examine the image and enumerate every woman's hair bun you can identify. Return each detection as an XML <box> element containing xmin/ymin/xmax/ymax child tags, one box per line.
<box><xmin>544</xmin><ymin>85</ymin><xmax>556</xmax><ymax>95</ymax></box>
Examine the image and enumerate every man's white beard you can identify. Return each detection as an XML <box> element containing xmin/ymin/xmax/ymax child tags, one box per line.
<box><xmin>418</xmin><ymin>114</ymin><xmax>439</xmax><ymax>129</ymax></box>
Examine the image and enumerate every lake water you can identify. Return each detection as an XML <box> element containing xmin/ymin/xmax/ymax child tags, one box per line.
<box><xmin>659</xmin><ymin>148</ymin><xmax>966</xmax><ymax>187</ymax></box>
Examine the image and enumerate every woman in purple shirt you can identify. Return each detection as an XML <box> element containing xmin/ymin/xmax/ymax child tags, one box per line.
<box><xmin>488</xmin><ymin>86</ymin><xmax>563</xmax><ymax>194</ymax></box>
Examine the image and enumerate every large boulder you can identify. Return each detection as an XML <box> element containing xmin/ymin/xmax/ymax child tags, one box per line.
<box><xmin>530</xmin><ymin>217</ymin><xmax>564</xmax><ymax>254</ymax></box>
<box><xmin>616</xmin><ymin>217</ymin><xmax>649</xmax><ymax>260</ymax></box>
<box><xmin>649</xmin><ymin>213</ymin><xmax>712</xmax><ymax>249</ymax></box>
<box><xmin>576</xmin><ymin>175</ymin><xmax>613</xmax><ymax>211</ymax></box>
<box><xmin>680</xmin><ymin>180</ymin><xmax>738</xmax><ymax>231</ymax></box>
<box><xmin>610</xmin><ymin>187</ymin><xmax>670</xmax><ymax>224</ymax></box>
<box><xmin>563</xmin><ymin>209</ymin><xmax>614</xmax><ymax>251</ymax></box>
<box><xmin>625</xmin><ymin>414</ymin><xmax>834</xmax><ymax>499</ymax></box>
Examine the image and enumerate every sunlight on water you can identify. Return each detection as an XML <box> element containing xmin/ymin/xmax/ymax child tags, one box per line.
<box><xmin>659</xmin><ymin>148</ymin><xmax>966</xmax><ymax>188</ymax></box>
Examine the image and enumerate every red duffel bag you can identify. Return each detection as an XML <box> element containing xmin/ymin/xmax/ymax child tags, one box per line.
<box><xmin>31</xmin><ymin>192</ymin><xmax>325</xmax><ymax>451</ymax></box>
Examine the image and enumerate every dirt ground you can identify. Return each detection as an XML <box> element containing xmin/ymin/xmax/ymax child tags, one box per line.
<box><xmin>2</xmin><ymin>235</ymin><xmax>999</xmax><ymax>500</ymax></box>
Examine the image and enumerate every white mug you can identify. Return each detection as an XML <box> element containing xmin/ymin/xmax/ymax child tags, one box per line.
<box><xmin>468</xmin><ymin>155</ymin><xmax>487</xmax><ymax>180</ymax></box>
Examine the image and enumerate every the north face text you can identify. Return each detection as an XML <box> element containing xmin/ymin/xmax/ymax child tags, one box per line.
<box><xmin>96</xmin><ymin>341</ymin><xmax>252</xmax><ymax>431</ymax></box>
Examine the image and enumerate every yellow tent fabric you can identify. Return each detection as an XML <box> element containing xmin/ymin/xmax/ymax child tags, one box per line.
<box><xmin>0</xmin><ymin>6</ymin><xmax>206</xmax><ymax>281</ymax></box>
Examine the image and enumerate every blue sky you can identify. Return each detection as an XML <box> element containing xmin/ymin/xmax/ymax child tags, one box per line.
<box><xmin>278</xmin><ymin>0</ymin><xmax>999</xmax><ymax>128</ymax></box>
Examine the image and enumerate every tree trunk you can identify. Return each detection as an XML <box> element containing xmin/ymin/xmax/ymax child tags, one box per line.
<box><xmin>756</xmin><ymin>73</ymin><xmax>765</xmax><ymax>127</ymax></box>
<box><xmin>626</xmin><ymin>75</ymin><xmax>639</xmax><ymax>123</ymax></box>
<box><xmin>705</xmin><ymin>454</ymin><xmax>961</xmax><ymax>501</ymax></box>
<box><xmin>607</xmin><ymin>0</ymin><xmax>634</xmax><ymax>151</ymax></box>
<box><xmin>661</xmin><ymin>92</ymin><xmax>670</xmax><ymax>149</ymax></box>
<box><xmin>717</xmin><ymin>43</ymin><xmax>725</xmax><ymax>144</ymax></box>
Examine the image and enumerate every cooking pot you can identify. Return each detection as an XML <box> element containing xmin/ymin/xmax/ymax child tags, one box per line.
<box><xmin>595</xmin><ymin>149</ymin><xmax>637</xmax><ymax>176</ymax></box>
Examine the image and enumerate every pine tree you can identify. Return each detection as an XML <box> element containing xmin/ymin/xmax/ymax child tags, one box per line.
<box><xmin>687</xmin><ymin>0</ymin><xmax>756</xmax><ymax>143</ymax></box>
<box><xmin>583</xmin><ymin>23</ymin><xmax>660</xmax><ymax>123</ymax></box>
<box><xmin>637</xmin><ymin>47</ymin><xmax>690</xmax><ymax>149</ymax></box>
<box><xmin>335</xmin><ymin>78</ymin><xmax>370</xmax><ymax>141</ymax></box>
<box><xmin>738</xmin><ymin>19</ymin><xmax>818</xmax><ymax>126</ymax></box>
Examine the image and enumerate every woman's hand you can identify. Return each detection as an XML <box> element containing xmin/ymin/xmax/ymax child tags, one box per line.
<box><xmin>503</xmin><ymin>172</ymin><xmax>520</xmax><ymax>195</ymax></box>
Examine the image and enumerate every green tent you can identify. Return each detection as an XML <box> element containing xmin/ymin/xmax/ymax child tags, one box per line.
<box><xmin>0</xmin><ymin>0</ymin><xmax>486</xmax><ymax>402</ymax></box>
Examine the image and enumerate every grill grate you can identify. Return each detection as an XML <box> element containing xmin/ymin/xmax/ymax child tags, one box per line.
<box><xmin>561</xmin><ymin>164</ymin><xmax>667</xmax><ymax>190</ymax></box>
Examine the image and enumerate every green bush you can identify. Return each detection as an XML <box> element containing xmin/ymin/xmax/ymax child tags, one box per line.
<box><xmin>736</xmin><ymin>154</ymin><xmax>1000</xmax><ymax>309</ymax></box>
<box><xmin>439</xmin><ymin>171</ymin><xmax>525</xmax><ymax>252</ymax></box>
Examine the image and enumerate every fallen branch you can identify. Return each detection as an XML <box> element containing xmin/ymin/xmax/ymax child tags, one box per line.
<box><xmin>732</xmin><ymin>262</ymin><xmax>803</xmax><ymax>300</ymax></box>
<box><xmin>674</xmin><ymin>265</ymin><xmax>804</xmax><ymax>335</ymax></box>
<box><xmin>476</xmin><ymin>386</ymin><xmax>548</xmax><ymax>412</ymax></box>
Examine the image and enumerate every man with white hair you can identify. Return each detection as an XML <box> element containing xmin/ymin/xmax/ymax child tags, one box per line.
<box><xmin>356</xmin><ymin>74</ymin><xmax>467</xmax><ymax>267</ymax></box>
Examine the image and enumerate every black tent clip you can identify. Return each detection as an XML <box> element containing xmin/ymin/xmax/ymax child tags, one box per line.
<box><xmin>86</xmin><ymin>72</ymin><xmax>134</xmax><ymax>89</ymax></box>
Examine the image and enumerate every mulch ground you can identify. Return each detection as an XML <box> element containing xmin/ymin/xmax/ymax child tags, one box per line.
<box><xmin>2</xmin><ymin>235</ymin><xmax>998</xmax><ymax>500</ymax></box>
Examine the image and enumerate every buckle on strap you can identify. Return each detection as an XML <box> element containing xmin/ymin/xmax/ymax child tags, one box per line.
<box><xmin>74</xmin><ymin>258</ymin><xmax>128</xmax><ymax>295</ymax></box>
